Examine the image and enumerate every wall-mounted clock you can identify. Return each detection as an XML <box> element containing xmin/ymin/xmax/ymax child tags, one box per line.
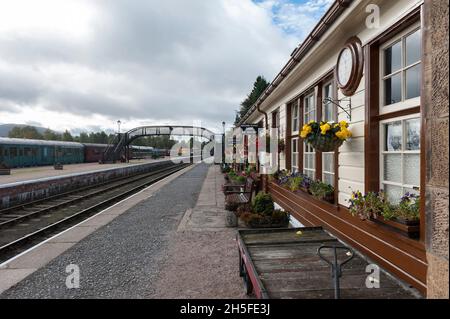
<box><xmin>335</xmin><ymin>37</ymin><xmax>364</xmax><ymax>97</ymax></box>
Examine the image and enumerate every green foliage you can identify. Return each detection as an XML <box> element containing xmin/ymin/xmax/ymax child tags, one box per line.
<box><xmin>348</xmin><ymin>190</ymin><xmax>420</xmax><ymax>222</ymax></box>
<box><xmin>252</xmin><ymin>192</ymin><xmax>274</xmax><ymax>216</ymax></box>
<box><xmin>396</xmin><ymin>193</ymin><xmax>420</xmax><ymax>221</ymax></box>
<box><xmin>9</xmin><ymin>126</ymin><xmax>44</xmax><ymax>140</ymax></box>
<box><xmin>236</xmin><ymin>175</ymin><xmax>246</xmax><ymax>184</ymax></box>
<box><xmin>309</xmin><ymin>180</ymin><xmax>334</xmax><ymax>200</ymax></box>
<box><xmin>234</xmin><ymin>76</ymin><xmax>270</xmax><ymax>125</ymax></box>
<box><xmin>289</xmin><ymin>176</ymin><xmax>303</xmax><ymax>192</ymax></box>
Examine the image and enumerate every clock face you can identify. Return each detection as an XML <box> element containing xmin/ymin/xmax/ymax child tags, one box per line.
<box><xmin>337</xmin><ymin>47</ymin><xmax>353</xmax><ymax>86</ymax></box>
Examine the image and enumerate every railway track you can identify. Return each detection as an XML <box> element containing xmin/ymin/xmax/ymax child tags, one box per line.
<box><xmin>0</xmin><ymin>162</ymin><xmax>190</xmax><ymax>263</ymax></box>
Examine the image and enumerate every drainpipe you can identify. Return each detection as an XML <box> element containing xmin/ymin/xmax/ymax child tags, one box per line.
<box><xmin>256</xmin><ymin>103</ymin><xmax>270</xmax><ymax>192</ymax></box>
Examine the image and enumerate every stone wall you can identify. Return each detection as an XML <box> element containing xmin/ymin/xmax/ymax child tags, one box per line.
<box><xmin>423</xmin><ymin>0</ymin><xmax>449</xmax><ymax>299</ymax></box>
<box><xmin>0</xmin><ymin>161</ymin><xmax>172</xmax><ymax>209</ymax></box>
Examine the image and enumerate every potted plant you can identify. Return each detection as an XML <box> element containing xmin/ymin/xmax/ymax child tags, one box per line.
<box><xmin>300</xmin><ymin>120</ymin><xmax>352</xmax><ymax>152</ymax></box>
<box><xmin>310</xmin><ymin>180</ymin><xmax>335</xmax><ymax>203</ymax></box>
<box><xmin>348</xmin><ymin>190</ymin><xmax>420</xmax><ymax>238</ymax></box>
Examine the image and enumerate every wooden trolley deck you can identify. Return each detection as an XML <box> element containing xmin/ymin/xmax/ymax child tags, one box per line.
<box><xmin>237</xmin><ymin>227</ymin><xmax>417</xmax><ymax>299</ymax></box>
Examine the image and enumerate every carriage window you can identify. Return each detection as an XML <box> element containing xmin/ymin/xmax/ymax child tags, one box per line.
<box><xmin>11</xmin><ymin>148</ymin><xmax>17</xmax><ymax>157</ymax></box>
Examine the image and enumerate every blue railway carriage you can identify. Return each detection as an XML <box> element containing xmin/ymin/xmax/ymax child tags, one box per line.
<box><xmin>0</xmin><ymin>137</ymin><xmax>84</xmax><ymax>168</ymax></box>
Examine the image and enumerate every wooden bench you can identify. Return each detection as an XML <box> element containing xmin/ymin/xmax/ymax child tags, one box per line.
<box><xmin>225</xmin><ymin>177</ymin><xmax>254</xmax><ymax>205</ymax></box>
<box><xmin>0</xmin><ymin>163</ymin><xmax>11</xmax><ymax>175</ymax></box>
<box><xmin>54</xmin><ymin>163</ymin><xmax>64</xmax><ymax>170</ymax></box>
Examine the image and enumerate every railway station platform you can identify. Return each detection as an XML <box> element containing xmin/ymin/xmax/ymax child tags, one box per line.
<box><xmin>0</xmin><ymin>163</ymin><xmax>246</xmax><ymax>298</ymax></box>
<box><xmin>0</xmin><ymin>158</ymin><xmax>170</xmax><ymax>185</ymax></box>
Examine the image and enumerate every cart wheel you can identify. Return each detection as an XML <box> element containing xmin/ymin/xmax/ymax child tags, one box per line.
<box><xmin>242</xmin><ymin>265</ymin><xmax>253</xmax><ymax>295</ymax></box>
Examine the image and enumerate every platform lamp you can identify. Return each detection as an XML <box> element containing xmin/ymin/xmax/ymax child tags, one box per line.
<box><xmin>117</xmin><ymin>120</ymin><xmax>121</xmax><ymax>134</ymax></box>
<box><xmin>222</xmin><ymin>121</ymin><xmax>225</xmax><ymax>167</ymax></box>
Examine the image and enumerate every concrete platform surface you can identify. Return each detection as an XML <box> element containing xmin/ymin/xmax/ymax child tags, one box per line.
<box><xmin>0</xmin><ymin>158</ymin><xmax>170</xmax><ymax>185</ymax></box>
<box><xmin>0</xmin><ymin>163</ymin><xmax>197</xmax><ymax>297</ymax></box>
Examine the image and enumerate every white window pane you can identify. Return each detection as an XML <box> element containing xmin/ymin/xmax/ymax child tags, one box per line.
<box><xmin>323</xmin><ymin>173</ymin><xmax>334</xmax><ymax>186</ymax></box>
<box><xmin>384</xmin><ymin>73</ymin><xmax>402</xmax><ymax>105</ymax></box>
<box><xmin>406</xmin><ymin>64</ymin><xmax>421</xmax><ymax>99</ymax></box>
<box><xmin>384</xmin><ymin>184</ymin><xmax>404</xmax><ymax>204</ymax></box>
<box><xmin>405</xmin><ymin>118</ymin><xmax>421</xmax><ymax>150</ymax></box>
<box><xmin>384</xmin><ymin>41</ymin><xmax>402</xmax><ymax>75</ymax></box>
<box><xmin>308</xmin><ymin>154</ymin><xmax>315</xmax><ymax>169</ymax></box>
<box><xmin>384</xmin><ymin>154</ymin><xmax>402</xmax><ymax>182</ymax></box>
<box><xmin>323</xmin><ymin>153</ymin><xmax>334</xmax><ymax>173</ymax></box>
<box><xmin>404</xmin><ymin>154</ymin><xmax>420</xmax><ymax>186</ymax></box>
<box><xmin>385</xmin><ymin>121</ymin><xmax>403</xmax><ymax>151</ymax></box>
<box><xmin>406</xmin><ymin>29</ymin><xmax>421</xmax><ymax>66</ymax></box>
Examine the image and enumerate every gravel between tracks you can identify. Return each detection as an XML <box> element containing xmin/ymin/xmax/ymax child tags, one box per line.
<box><xmin>0</xmin><ymin>164</ymin><xmax>208</xmax><ymax>299</ymax></box>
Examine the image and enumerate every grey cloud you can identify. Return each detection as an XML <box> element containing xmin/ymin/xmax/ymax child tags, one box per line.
<box><xmin>0</xmin><ymin>0</ymin><xmax>298</xmax><ymax>131</ymax></box>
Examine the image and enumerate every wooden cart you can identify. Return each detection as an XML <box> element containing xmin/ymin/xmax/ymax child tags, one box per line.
<box><xmin>237</xmin><ymin>227</ymin><xmax>416</xmax><ymax>299</ymax></box>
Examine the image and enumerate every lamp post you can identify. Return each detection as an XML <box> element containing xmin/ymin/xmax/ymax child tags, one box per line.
<box><xmin>222</xmin><ymin>121</ymin><xmax>225</xmax><ymax>166</ymax></box>
<box><xmin>117</xmin><ymin>120</ymin><xmax>121</xmax><ymax>134</ymax></box>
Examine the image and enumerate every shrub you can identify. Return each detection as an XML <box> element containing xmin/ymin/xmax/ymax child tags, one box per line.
<box><xmin>235</xmin><ymin>175</ymin><xmax>246</xmax><ymax>184</ymax></box>
<box><xmin>271</xmin><ymin>209</ymin><xmax>290</xmax><ymax>223</ymax></box>
<box><xmin>252</xmin><ymin>192</ymin><xmax>274</xmax><ymax>216</ymax></box>
<box><xmin>396</xmin><ymin>193</ymin><xmax>420</xmax><ymax>221</ymax></box>
<box><xmin>309</xmin><ymin>181</ymin><xmax>334</xmax><ymax>200</ymax></box>
<box><xmin>289</xmin><ymin>176</ymin><xmax>303</xmax><ymax>192</ymax></box>
<box><xmin>236</xmin><ymin>203</ymin><xmax>252</xmax><ymax>218</ymax></box>
<box><xmin>225</xmin><ymin>197</ymin><xmax>240</xmax><ymax>212</ymax></box>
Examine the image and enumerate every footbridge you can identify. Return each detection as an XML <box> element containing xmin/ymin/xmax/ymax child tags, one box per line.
<box><xmin>102</xmin><ymin>125</ymin><xmax>218</xmax><ymax>163</ymax></box>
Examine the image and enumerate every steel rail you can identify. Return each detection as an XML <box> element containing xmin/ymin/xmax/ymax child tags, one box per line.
<box><xmin>0</xmin><ymin>162</ymin><xmax>176</xmax><ymax>216</ymax></box>
<box><xmin>0</xmin><ymin>163</ymin><xmax>189</xmax><ymax>262</ymax></box>
<box><xmin>0</xmin><ymin>163</ymin><xmax>181</xmax><ymax>228</ymax></box>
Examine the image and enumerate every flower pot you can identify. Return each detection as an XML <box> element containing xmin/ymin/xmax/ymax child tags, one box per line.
<box><xmin>372</xmin><ymin>215</ymin><xmax>420</xmax><ymax>239</ymax></box>
<box><xmin>225</xmin><ymin>211</ymin><xmax>238</xmax><ymax>227</ymax></box>
<box><xmin>308</xmin><ymin>136</ymin><xmax>344</xmax><ymax>152</ymax></box>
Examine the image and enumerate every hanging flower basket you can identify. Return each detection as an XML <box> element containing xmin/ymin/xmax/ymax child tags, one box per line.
<box><xmin>300</xmin><ymin>121</ymin><xmax>352</xmax><ymax>152</ymax></box>
<box><xmin>308</xmin><ymin>135</ymin><xmax>344</xmax><ymax>152</ymax></box>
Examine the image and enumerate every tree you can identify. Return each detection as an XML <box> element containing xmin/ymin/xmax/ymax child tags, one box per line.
<box><xmin>234</xmin><ymin>76</ymin><xmax>270</xmax><ymax>126</ymax></box>
<box><xmin>62</xmin><ymin>130</ymin><xmax>74</xmax><ymax>141</ymax></box>
<box><xmin>43</xmin><ymin>128</ymin><xmax>61</xmax><ymax>141</ymax></box>
<box><xmin>8</xmin><ymin>126</ymin><xmax>44</xmax><ymax>140</ymax></box>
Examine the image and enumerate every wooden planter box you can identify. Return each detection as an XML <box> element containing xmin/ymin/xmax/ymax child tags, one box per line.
<box><xmin>0</xmin><ymin>168</ymin><xmax>11</xmax><ymax>175</ymax></box>
<box><xmin>371</xmin><ymin>216</ymin><xmax>420</xmax><ymax>239</ymax></box>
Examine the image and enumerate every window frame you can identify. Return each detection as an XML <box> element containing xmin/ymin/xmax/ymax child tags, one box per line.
<box><xmin>321</xmin><ymin>80</ymin><xmax>336</xmax><ymax>185</ymax></box>
<box><xmin>379</xmin><ymin>114</ymin><xmax>421</xmax><ymax>203</ymax></box>
<box><xmin>291</xmin><ymin>137</ymin><xmax>299</xmax><ymax>173</ymax></box>
<box><xmin>291</xmin><ymin>100</ymin><xmax>299</xmax><ymax>134</ymax></box>
<box><xmin>379</xmin><ymin>22</ymin><xmax>422</xmax><ymax>115</ymax></box>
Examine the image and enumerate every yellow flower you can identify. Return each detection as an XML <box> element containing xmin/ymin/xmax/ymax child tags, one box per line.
<box><xmin>302</xmin><ymin>124</ymin><xmax>311</xmax><ymax>132</ymax></box>
<box><xmin>339</xmin><ymin>120</ymin><xmax>349</xmax><ymax>128</ymax></box>
<box><xmin>320</xmin><ymin>123</ymin><xmax>331</xmax><ymax>135</ymax></box>
<box><xmin>300</xmin><ymin>130</ymin><xmax>309</xmax><ymax>138</ymax></box>
<box><xmin>296</xmin><ymin>231</ymin><xmax>303</xmax><ymax>236</ymax></box>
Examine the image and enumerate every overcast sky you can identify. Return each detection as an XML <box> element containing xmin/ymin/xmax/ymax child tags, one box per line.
<box><xmin>0</xmin><ymin>0</ymin><xmax>333</xmax><ymax>135</ymax></box>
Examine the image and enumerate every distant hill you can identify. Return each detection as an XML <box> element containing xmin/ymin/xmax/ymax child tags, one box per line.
<box><xmin>0</xmin><ymin>124</ymin><xmax>49</xmax><ymax>137</ymax></box>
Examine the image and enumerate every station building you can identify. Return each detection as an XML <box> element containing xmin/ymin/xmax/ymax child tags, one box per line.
<box><xmin>236</xmin><ymin>0</ymin><xmax>448</xmax><ymax>297</ymax></box>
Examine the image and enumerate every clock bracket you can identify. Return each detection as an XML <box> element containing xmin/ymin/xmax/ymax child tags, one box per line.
<box><xmin>323</xmin><ymin>97</ymin><xmax>352</xmax><ymax>122</ymax></box>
